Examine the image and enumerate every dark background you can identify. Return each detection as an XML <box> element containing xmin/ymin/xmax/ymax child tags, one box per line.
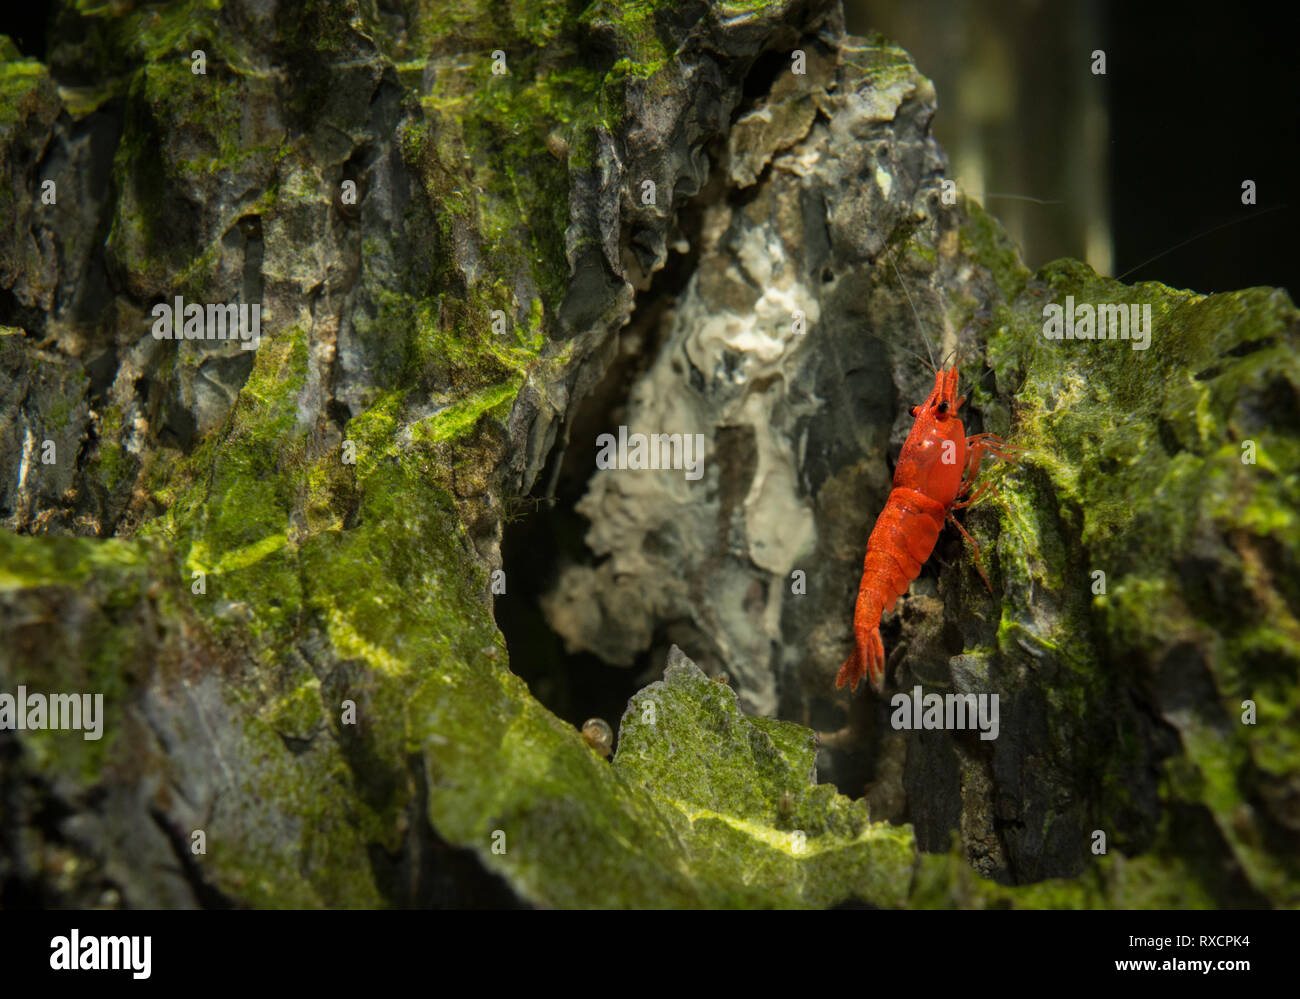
<box><xmin>856</xmin><ymin>0</ymin><xmax>1296</xmax><ymax>298</ymax></box>
<box><xmin>1101</xmin><ymin>3</ymin><xmax>1294</xmax><ymax>296</ymax></box>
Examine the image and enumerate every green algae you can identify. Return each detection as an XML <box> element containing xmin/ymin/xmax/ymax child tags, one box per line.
<box><xmin>413</xmin><ymin>649</ymin><xmax>919</xmax><ymax>908</ymax></box>
<box><xmin>609</xmin><ymin>658</ymin><xmax>917</xmax><ymax>908</ymax></box>
<box><xmin>969</xmin><ymin>216</ymin><xmax>1300</xmax><ymax>905</ymax></box>
<box><xmin>89</xmin><ymin>403</ymin><xmax>131</xmax><ymax>496</ymax></box>
<box><xmin>961</xmin><ymin>198</ymin><xmax>1032</xmax><ymax>302</ymax></box>
<box><xmin>0</xmin><ymin>530</ymin><xmax>148</xmax><ymax>590</ymax></box>
<box><xmin>11</xmin><ymin>0</ymin><xmax>953</xmax><ymax>910</ymax></box>
<box><xmin>412</xmin><ymin>0</ymin><xmax>675</xmax><ymax>315</ymax></box>
<box><xmin>0</xmin><ymin>531</ymin><xmax>156</xmax><ymax>784</ymax></box>
<box><xmin>144</xmin><ymin>330</ymin><xmax>310</xmax><ymax>646</ymax></box>
<box><xmin>911</xmin><ymin>836</ymin><xmax>1219</xmax><ymax>909</ymax></box>
<box><xmin>5</xmin><ymin>2</ymin><xmax>1298</xmax><ymax>912</ymax></box>
<box><xmin>0</xmin><ymin>39</ymin><xmax>53</xmax><ymax>132</ymax></box>
<box><xmin>62</xmin><ymin>0</ymin><xmax>241</xmax><ymax>79</ymax></box>
<box><xmin>413</xmin><ymin>379</ymin><xmax>521</xmax><ymax>444</ymax></box>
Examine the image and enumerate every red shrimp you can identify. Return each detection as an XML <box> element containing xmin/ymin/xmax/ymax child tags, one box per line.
<box><xmin>836</xmin><ymin>366</ymin><xmax>1017</xmax><ymax>694</ymax></box>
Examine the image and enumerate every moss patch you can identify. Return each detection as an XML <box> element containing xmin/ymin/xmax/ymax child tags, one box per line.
<box><xmin>971</xmin><ymin>226</ymin><xmax>1300</xmax><ymax>905</ymax></box>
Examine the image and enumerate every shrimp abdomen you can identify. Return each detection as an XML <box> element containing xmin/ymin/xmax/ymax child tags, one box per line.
<box><xmin>836</xmin><ymin>487</ymin><xmax>946</xmax><ymax>692</ymax></box>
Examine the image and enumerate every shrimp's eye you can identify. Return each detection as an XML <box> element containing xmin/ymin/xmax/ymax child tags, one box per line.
<box><xmin>910</xmin><ymin>406</ymin><xmax>918</xmax><ymax>417</ymax></box>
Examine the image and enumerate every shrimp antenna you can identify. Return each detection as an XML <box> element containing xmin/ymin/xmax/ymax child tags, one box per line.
<box><xmin>887</xmin><ymin>243</ymin><xmax>938</xmax><ymax>374</ymax></box>
<box><xmin>980</xmin><ymin>192</ymin><xmax>1063</xmax><ymax>206</ymax></box>
<box><xmin>893</xmin><ymin>341</ymin><xmax>937</xmax><ymax>374</ymax></box>
<box><xmin>1115</xmin><ymin>204</ymin><xmax>1289</xmax><ymax>282</ymax></box>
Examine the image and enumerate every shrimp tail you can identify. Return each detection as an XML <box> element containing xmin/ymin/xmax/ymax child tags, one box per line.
<box><xmin>834</xmin><ymin>646</ymin><xmax>862</xmax><ymax>691</ymax></box>
<box><xmin>836</xmin><ymin>579</ymin><xmax>889</xmax><ymax>692</ymax></box>
<box><xmin>835</xmin><ymin>625</ymin><xmax>885</xmax><ymax>693</ymax></box>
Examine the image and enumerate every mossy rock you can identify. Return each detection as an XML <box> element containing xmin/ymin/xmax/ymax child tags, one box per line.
<box><xmin>1</xmin><ymin>1</ymin><xmax>1297</xmax><ymax>910</ymax></box>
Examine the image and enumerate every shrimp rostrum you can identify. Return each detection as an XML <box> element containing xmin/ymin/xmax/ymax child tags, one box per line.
<box><xmin>836</xmin><ymin>366</ymin><xmax>1019</xmax><ymax>694</ymax></box>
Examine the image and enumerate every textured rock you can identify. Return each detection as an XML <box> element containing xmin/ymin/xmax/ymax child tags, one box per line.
<box><xmin>0</xmin><ymin>0</ymin><xmax>1296</xmax><ymax>910</ymax></box>
<box><xmin>540</xmin><ymin>36</ymin><xmax>959</xmax><ymax>719</ymax></box>
<box><xmin>610</xmin><ymin>646</ymin><xmax>915</xmax><ymax>908</ymax></box>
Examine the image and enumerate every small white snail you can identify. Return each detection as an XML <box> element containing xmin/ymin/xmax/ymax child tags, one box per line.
<box><xmin>581</xmin><ymin>718</ymin><xmax>613</xmax><ymax>758</ymax></box>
